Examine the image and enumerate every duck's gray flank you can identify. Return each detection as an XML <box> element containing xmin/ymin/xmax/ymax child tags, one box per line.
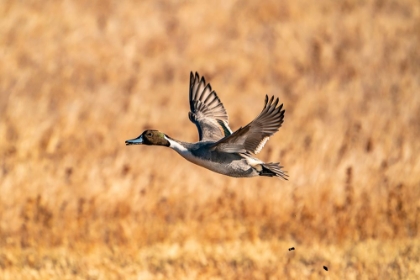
<box><xmin>126</xmin><ymin>72</ymin><xmax>288</xmax><ymax>180</ymax></box>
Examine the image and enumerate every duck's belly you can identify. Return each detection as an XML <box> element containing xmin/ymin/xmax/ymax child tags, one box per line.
<box><xmin>181</xmin><ymin>152</ymin><xmax>260</xmax><ymax>177</ymax></box>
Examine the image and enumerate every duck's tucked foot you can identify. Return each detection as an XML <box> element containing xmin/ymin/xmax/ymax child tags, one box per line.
<box><xmin>259</xmin><ymin>163</ymin><xmax>288</xmax><ymax>180</ymax></box>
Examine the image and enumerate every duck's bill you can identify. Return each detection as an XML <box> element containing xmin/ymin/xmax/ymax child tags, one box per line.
<box><xmin>125</xmin><ymin>135</ymin><xmax>143</xmax><ymax>145</ymax></box>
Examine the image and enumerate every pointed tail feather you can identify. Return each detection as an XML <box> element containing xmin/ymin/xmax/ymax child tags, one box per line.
<box><xmin>259</xmin><ymin>163</ymin><xmax>288</xmax><ymax>180</ymax></box>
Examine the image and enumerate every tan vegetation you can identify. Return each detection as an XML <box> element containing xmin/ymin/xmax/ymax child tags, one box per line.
<box><xmin>1</xmin><ymin>0</ymin><xmax>420</xmax><ymax>279</ymax></box>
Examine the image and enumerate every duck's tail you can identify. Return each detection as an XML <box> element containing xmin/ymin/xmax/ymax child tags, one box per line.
<box><xmin>259</xmin><ymin>163</ymin><xmax>288</xmax><ymax>180</ymax></box>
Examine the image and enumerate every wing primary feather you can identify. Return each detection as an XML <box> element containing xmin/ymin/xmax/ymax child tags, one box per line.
<box><xmin>188</xmin><ymin>72</ymin><xmax>232</xmax><ymax>141</ymax></box>
<box><xmin>210</xmin><ymin>94</ymin><xmax>285</xmax><ymax>154</ymax></box>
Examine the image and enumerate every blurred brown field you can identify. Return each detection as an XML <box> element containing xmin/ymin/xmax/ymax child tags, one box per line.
<box><xmin>1</xmin><ymin>0</ymin><xmax>420</xmax><ymax>279</ymax></box>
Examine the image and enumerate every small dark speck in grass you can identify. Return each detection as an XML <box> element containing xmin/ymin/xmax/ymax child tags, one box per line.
<box><xmin>288</xmin><ymin>247</ymin><xmax>295</xmax><ymax>251</ymax></box>
<box><xmin>323</xmin><ymin>266</ymin><xmax>328</xmax><ymax>271</ymax></box>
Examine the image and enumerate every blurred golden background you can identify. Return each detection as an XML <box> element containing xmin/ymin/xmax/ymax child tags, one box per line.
<box><xmin>1</xmin><ymin>0</ymin><xmax>419</xmax><ymax>279</ymax></box>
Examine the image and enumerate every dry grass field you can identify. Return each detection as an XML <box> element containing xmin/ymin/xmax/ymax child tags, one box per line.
<box><xmin>1</xmin><ymin>0</ymin><xmax>420</xmax><ymax>279</ymax></box>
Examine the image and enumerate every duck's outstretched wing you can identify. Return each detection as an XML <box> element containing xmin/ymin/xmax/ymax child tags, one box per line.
<box><xmin>210</xmin><ymin>95</ymin><xmax>285</xmax><ymax>154</ymax></box>
<box><xmin>188</xmin><ymin>72</ymin><xmax>232</xmax><ymax>142</ymax></box>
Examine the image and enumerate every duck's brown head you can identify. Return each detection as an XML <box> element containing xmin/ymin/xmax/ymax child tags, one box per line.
<box><xmin>125</xmin><ymin>130</ymin><xmax>170</xmax><ymax>146</ymax></box>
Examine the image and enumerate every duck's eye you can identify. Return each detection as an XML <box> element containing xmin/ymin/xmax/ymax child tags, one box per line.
<box><xmin>147</xmin><ymin>132</ymin><xmax>152</xmax><ymax>137</ymax></box>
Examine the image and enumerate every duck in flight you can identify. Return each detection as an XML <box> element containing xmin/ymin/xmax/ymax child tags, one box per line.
<box><xmin>125</xmin><ymin>72</ymin><xmax>288</xmax><ymax>179</ymax></box>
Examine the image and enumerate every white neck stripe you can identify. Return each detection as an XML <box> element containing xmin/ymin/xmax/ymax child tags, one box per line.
<box><xmin>165</xmin><ymin>137</ymin><xmax>189</xmax><ymax>154</ymax></box>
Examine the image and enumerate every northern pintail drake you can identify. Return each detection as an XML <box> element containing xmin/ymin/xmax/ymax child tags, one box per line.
<box><xmin>125</xmin><ymin>72</ymin><xmax>288</xmax><ymax>180</ymax></box>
